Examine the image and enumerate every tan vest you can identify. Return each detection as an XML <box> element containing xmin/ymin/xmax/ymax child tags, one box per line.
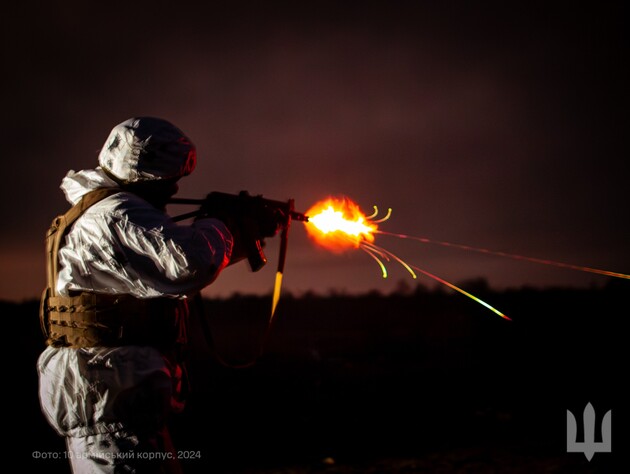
<box><xmin>40</xmin><ymin>188</ymin><xmax>188</xmax><ymax>349</ymax></box>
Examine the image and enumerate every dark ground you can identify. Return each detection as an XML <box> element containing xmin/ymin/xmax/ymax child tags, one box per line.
<box><xmin>15</xmin><ymin>280</ymin><xmax>625</xmax><ymax>473</ymax></box>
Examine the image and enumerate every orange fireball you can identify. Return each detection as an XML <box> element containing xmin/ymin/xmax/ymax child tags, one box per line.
<box><xmin>305</xmin><ymin>197</ymin><xmax>377</xmax><ymax>251</ymax></box>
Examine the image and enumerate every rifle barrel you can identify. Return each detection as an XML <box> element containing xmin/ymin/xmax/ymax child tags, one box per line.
<box><xmin>168</xmin><ymin>197</ymin><xmax>205</xmax><ymax>205</ymax></box>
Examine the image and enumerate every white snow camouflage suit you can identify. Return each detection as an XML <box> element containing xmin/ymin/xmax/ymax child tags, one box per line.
<box><xmin>38</xmin><ymin>162</ymin><xmax>233</xmax><ymax>473</ymax></box>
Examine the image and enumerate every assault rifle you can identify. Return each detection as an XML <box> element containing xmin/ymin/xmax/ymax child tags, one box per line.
<box><xmin>169</xmin><ymin>191</ymin><xmax>308</xmax><ymax>272</ymax></box>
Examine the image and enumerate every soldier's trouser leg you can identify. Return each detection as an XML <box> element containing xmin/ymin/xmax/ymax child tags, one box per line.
<box><xmin>38</xmin><ymin>347</ymin><xmax>184</xmax><ymax>474</ymax></box>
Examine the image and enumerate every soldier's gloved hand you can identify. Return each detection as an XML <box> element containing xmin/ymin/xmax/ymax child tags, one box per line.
<box><xmin>195</xmin><ymin>199</ymin><xmax>240</xmax><ymax>237</ymax></box>
<box><xmin>254</xmin><ymin>205</ymin><xmax>285</xmax><ymax>239</ymax></box>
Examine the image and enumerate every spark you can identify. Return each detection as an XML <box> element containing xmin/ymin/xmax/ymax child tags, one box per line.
<box><xmin>371</xmin><ymin>208</ymin><xmax>392</xmax><ymax>223</ymax></box>
<box><xmin>361</xmin><ymin>240</ymin><xmax>507</xmax><ymax>320</ymax></box>
<box><xmin>362</xmin><ymin>241</ymin><xmax>417</xmax><ymax>279</ymax></box>
<box><xmin>366</xmin><ymin>206</ymin><xmax>379</xmax><ymax>220</ymax></box>
<box><xmin>408</xmin><ymin>263</ymin><xmax>510</xmax><ymax>320</ymax></box>
<box><xmin>360</xmin><ymin>244</ymin><xmax>389</xmax><ymax>278</ymax></box>
<box><xmin>377</xmin><ymin>231</ymin><xmax>630</xmax><ymax>280</ymax></box>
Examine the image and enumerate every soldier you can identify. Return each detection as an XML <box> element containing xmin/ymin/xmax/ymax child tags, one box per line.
<box><xmin>37</xmin><ymin>117</ymin><xmax>265</xmax><ymax>473</ymax></box>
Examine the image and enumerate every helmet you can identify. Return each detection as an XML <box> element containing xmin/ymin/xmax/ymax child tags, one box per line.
<box><xmin>98</xmin><ymin>117</ymin><xmax>196</xmax><ymax>183</ymax></box>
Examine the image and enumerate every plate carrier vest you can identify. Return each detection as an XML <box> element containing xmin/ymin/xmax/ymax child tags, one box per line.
<box><xmin>39</xmin><ymin>188</ymin><xmax>188</xmax><ymax>349</ymax></box>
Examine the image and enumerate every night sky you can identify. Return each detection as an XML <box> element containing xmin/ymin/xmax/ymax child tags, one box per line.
<box><xmin>3</xmin><ymin>1</ymin><xmax>628</xmax><ymax>302</ymax></box>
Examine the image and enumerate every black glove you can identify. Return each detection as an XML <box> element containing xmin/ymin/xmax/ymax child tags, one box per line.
<box><xmin>253</xmin><ymin>204</ymin><xmax>285</xmax><ymax>239</ymax></box>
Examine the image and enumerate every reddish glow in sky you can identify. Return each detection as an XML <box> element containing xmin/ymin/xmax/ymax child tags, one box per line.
<box><xmin>2</xmin><ymin>2</ymin><xmax>628</xmax><ymax>301</ymax></box>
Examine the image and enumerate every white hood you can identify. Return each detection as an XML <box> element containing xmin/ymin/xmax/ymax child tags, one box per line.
<box><xmin>61</xmin><ymin>167</ymin><xmax>119</xmax><ymax>205</ymax></box>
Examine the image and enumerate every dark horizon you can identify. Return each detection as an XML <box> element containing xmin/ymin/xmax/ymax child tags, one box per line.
<box><xmin>4</xmin><ymin>271</ymin><xmax>625</xmax><ymax>306</ymax></box>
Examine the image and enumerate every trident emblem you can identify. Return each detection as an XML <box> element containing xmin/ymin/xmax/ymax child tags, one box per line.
<box><xmin>566</xmin><ymin>402</ymin><xmax>611</xmax><ymax>461</ymax></box>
